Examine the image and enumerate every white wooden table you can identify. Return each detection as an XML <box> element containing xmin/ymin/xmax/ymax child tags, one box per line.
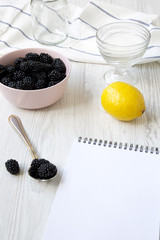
<box><xmin>0</xmin><ymin>0</ymin><xmax>160</xmax><ymax>239</ymax></box>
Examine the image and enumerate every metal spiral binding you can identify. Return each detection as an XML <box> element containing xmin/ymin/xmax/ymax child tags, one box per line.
<box><xmin>78</xmin><ymin>137</ymin><xmax>159</xmax><ymax>154</ymax></box>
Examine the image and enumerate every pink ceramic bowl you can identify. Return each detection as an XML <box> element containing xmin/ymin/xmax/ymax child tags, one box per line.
<box><xmin>0</xmin><ymin>48</ymin><xmax>71</xmax><ymax>109</ymax></box>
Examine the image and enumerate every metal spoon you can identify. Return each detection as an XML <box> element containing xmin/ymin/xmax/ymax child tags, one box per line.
<box><xmin>8</xmin><ymin>114</ymin><xmax>57</xmax><ymax>181</ymax></box>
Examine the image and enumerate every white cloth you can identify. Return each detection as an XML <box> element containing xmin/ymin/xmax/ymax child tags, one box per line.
<box><xmin>0</xmin><ymin>0</ymin><xmax>160</xmax><ymax>64</ymax></box>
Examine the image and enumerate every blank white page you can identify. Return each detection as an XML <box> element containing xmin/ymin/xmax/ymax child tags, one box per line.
<box><xmin>42</xmin><ymin>139</ymin><xmax>160</xmax><ymax>240</ymax></box>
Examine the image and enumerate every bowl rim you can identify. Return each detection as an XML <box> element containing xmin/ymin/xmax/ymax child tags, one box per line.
<box><xmin>0</xmin><ymin>47</ymin><xmax>71</xmax><ymax>92</ymax></box>
<box><xmin>96</xmin><ymin>21</ymin><xmax>151</xmax><ymax>48</ymax></box>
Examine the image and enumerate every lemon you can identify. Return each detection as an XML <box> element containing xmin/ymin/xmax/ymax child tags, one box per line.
<box><xmin>101</xmin><ymin>82</ymin><xmax>145</xmax><ymax>121</ymax></box>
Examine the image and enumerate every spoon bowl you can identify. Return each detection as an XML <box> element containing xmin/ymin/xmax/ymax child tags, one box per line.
<box><xmin>28</xmin><ymin>167</ymin><xmax>57</xmax><ymax>181</ymax></box>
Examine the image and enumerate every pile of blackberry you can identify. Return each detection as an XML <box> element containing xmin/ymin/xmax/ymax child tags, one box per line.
<box><xmin>28</xmin><ymin>158</ymin><xmax>57</xmax><ymax>179</ymax></box>
<box><xmin>0</xmin><ymin>52</ymin><xmax>66</xmax><ymax>90</ymax></box>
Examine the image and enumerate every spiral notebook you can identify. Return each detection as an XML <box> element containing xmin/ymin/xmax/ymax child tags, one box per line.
<box><xmin>42</xmin><ymin>137</ymin><xmax>160</xmax><ymax>240</ymax></box>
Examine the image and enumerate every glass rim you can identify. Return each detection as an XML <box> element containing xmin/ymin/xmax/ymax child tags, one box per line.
<box><xmin>96</xmin><ymin>21</ymin><xmax>151</xmax><ymax>48</ymax></box>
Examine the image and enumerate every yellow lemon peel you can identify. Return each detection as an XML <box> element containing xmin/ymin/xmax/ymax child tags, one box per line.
<box><xmin>101</xmin><ymin>82</ymin><xmax>145</xmax><ymax>121</ymax></box>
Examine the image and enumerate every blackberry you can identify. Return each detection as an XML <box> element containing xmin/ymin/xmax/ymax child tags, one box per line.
<box><xmin>1</xmin><ymin>76</ymin><xmax>11</xmax><ymax>86</ymax></box>
<box><xmin>25</xmin><ymin>53</ymin><xmax>40</xmax><ymax>61</ymax></box>
<box><xmin>48</xmin><ymin>69</ymin><xmax>65</xmax><ymax>82</ymax></box>
<box><xmin>53</xmin><ymin>58</ymin><xmax>66</xmax><ymax>73</ymax></box>
<box><xmin>14</xmin><ymin>57</ymin><xmax>26</xmax><ymax>68</ymax></box>
<box><xmin>34</xmin><ymin>71</ymin><xmax>48</xmax><ymax>82</ymax></box>
<box><xmin>28</xmin><ymin>165</ymin><xmax>39</xmax><ymax>179</ymax></box>
<box><xmin>40</xmin><ymin>53</ymin><xmax>53</xmax><ymax>64</ymax></box>
<box><xmin>5</xmin><ymin>65</ymin><xmax>15</xmax><ymax>73</ymax></box>
<box><xmin>16</xmin><ymin>80</ymin><xmax>23</xmax><ymax>89</ymax></box>
<box><xmin>48</xmin><ymin>81</ymin><xmax>59</xmax><ymax>87</ymax></box>
<box><xmin>5</xmin><ymin>159</ymin><xmax>20</xmax><ymax>175</ymax></box>
<box><xmin>0</xmin><ymin>65</ymin><xmax>6</xmax><ymax>78</ymax></box>
<box><xmin>37</xmin><ymin>162</ymin><xmax>57</xmax><ymax>179</ymax></box>
<box><xmin>22</xmin><ymin>76</ymin><xmax>34</xmax><ymax>90</ymax></box>
<box><xmin>29</xmin><ymin>61</ymin><xmax>43</xmax><ymax>72</ymax></box>
<box><xmin>29</xmin><ymin>159</ymin><xmax>50</xmax><ymax>179</ymax></box>
<box><xmin>12</xmin><ymin>70</ymin><xmax>26</xmax><ymax>81</ymax></box>
<box><xmin>35</xmin><ymin>79</ymin><xmax>47</xmax><ymax>89</ymax></box>
<box><xmin>0</xmin><ymin>69</ymin><xmax>7</xmax><ymax>78</ymax></box>
<box><xmin>0</xmin><ymin>64</ymin><xmax>4</xmax><ymax>71</ymax></box>
<box><xmin>31</xmin><ymin>158</ymin><xmax>49</xmax><ymax>168</ymax></box>
<box><xmin>19</xmin><ymin>62</ymin><xmax>30</xmax><ymax>72</ymax></box>
<box><xmin>8</xmin><ymin>81</ymin><xmax>16</xmax><ymax>88</ymax></box>
<box><xmin>42</xmin><ymin>63</ymin><xmax>53</xmax><ymax>73</ymax></box>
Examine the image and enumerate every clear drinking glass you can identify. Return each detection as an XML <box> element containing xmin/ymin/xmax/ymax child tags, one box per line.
<box><xmin>30</xmin><ymin>0</ymin><xmax>68</xmax><ymax>45</ymax></box>
<box><xmin>96</xmin><ymin>21</ymin><xmax>151</xmax><ymax>85</ymax></box>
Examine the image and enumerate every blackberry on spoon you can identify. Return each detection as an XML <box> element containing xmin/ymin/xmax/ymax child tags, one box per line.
<box><xmin>8</xmin><ymin>115</ymin><xmax>57</xmax><ymax>181</ymax></box>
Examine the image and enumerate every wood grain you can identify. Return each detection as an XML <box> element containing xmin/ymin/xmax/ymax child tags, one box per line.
<box><xmin>0</xmin><ymin>0</ymin><xmax>160</xmax><ymax>240</ymax></box>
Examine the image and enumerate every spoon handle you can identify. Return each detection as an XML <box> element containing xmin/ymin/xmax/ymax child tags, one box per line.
<box><xmin>8</xmin><ymin>115</ymin><xmax>38</xmax><ymax>160</ymax></box>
